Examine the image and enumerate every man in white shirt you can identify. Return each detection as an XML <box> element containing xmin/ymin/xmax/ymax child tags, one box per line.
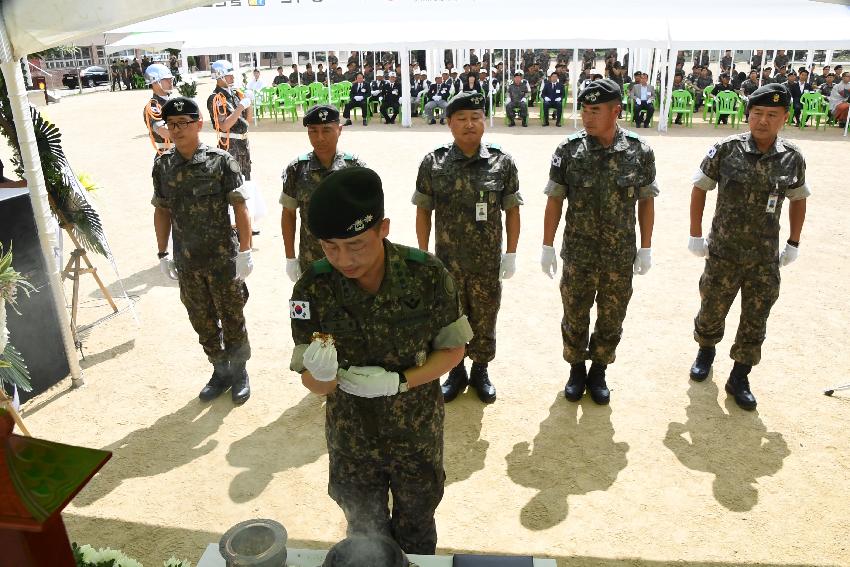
<box><xmin>246</xmin><ymin>68</ymin><xmax>265</xmax><ymax>98</ymax></box>
<box><xmin>629</xmin><ymin>72</ymin><xmax>655</xmax><ymax>128</ymax></box>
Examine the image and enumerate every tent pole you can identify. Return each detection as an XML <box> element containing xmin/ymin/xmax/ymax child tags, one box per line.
<box><xmin>400</xmin><ymin>46</ymin><xmax>411</xmax><ymax>128</ymax></box>
<box><xmin>660</xmin><ymin>44</ymin><xmax>677</xmax><ymax>133</ymax></box>
<box><xmin>488</xmin><ymin>47</ymin><xmax>493</xmax><ymax>129</ymax></box>
<box><xmin>805</xmin><ymin>49</ymin><xmax>814</xmax><ymax>77</ymax></box>
<box><xmin>0</xmin><ymin>54</ymin><xmax>83</xmax><ymax>385</ymax></box>
<box><xmin>572</xmin><ymin>46</ymin><xmax>579</xmax><ymax>129</ymax></box>
<box><xmin>758</xmin><ymin>46</ymin><xmax>766</xmax><ymax>87</ymax></box>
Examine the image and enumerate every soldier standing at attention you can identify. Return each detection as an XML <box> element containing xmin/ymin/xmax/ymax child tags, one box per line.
<box><xmin>208</xmin><ymin>59</ymin><xmax>266</xmax><ymax>235</ymax></box>
<box><xmin>280</xmin><ymin>104</ymin><xmax>366</xmax><ymax>282</ymax></box>
<box><xmin>290</xmin><ymin>167</ymin><xmax>472</xmax><ymax>554</ymax></box>
<box><xmin>152</xmin><ymin>97</ymin><xmax>254</xmax><ymax>405</ymax></box>
<box><xmin>142</xmin><ymin>63</ymin><xmax>174</xmax><ymax>157</ymax></box>
<box><xmin>413</xmin><ymin>92</ymin><xmax>523</xmax><ymax>404</ymax></box>
<box><xmin>687</xmin><ymin>84</ymin><xmax>808</xmax><ymax>410</ymax></box>
<box><xmin>541</xmin><ymin>79</ymin><xmax>658</xmax><ymax>405</ymax></box>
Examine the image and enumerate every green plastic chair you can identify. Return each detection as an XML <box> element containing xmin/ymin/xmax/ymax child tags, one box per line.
<box><xmin>332</xmin><ymin>81</ymin><xmax>352</xmax><ymax>109</ymax></box>
<box><xmin>307</xmin><ymin>81</ymin><xmax>329</xmax><ymax>106</ymax></box>
<box><xmin>668</xmin><ymin>90</ymin><xmax>695</xmax><ymax>127</ymax></box>
<box><xmin>713</xmin><ymin>91</ymin><xmax>739</xmax><ymax>127</ymax></box>
<box><xmin>257</xmin><ymin>87</ymin><xmax>279</xmax><ymax>122</ymax></box>
<box><xmin>275</xmin><ymin>83</ymin><xmax>291</xmax><ymax>110</ymax></box>
<box><xmin>799</xmin><ymin>92</ymin><xmax>829</xmax><ymax>130</ymax></box>
<box><xmin>701</xmin><ymin>85</ymin><xmax>716</xmax><ymax>122</ymax></box>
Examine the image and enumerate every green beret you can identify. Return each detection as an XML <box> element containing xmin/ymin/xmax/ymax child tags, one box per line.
<box><xmin>303</xmin><ymin>104</ymin><xmax>340</xmax><ymax>126</ymax></box>
<box><xmin>308</xmin><ymin>167</ymin><xmax>384</xmax><ymax>240</ymax></box>
<box><xmin>161</xmin><ymin>96</ymin><xmax>200</xmax><ymax>120</ymax></box>
<box><xmin>747</xmin><ymin>83</ymin><xmax>790</xmax><ymax>109</ymax></box>
<box><xmin>445</xmin><ymin>91</ymin><xmax>486</xmax><ymax>117</ymax></box>
<box><xmin>577</xmin><ymin>78</ymin><xmax>622</xmax><ymax>105</ymax></box>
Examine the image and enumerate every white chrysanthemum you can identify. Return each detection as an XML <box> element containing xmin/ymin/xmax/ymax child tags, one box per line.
<box><xmin>0</xmin><ymin>298</ymin><xmax>8</xmax><ymax>352</ymax></box>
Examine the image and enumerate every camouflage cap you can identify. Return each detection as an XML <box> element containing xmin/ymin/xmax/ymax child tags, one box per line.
<box><xmin>747</xmin><ymin>83</ymin><xmax>790</xmax><ymax>109</ymax></box>
<box><xmin>445</xmin><ymin>91</ymin><xmax>486</xmax><ymax>117</ymax></box>
<box><xmin>161</xmin><ymin>96</ymin><xmax>200</xmax><ymax>120</ymax></box>
<box><xmin>303</xmin><ymin>104</ymin><xmax>340</xmax><ymax>126</ymax></box>
<box><xmin>577</xmin><ymin>78</ymin><xmax>622</xmax><ymax>105</ymax></box>
<box><xmin>308</xmin><ymin>167</ymin><xmax>384</xmax><ymax>240</ymax></box>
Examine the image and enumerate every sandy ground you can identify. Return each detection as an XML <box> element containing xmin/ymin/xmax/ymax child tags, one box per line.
<box><xmin>8</xmin><ymin>75</ymin><xmax>850</xmax><ymax>566</ymax></box>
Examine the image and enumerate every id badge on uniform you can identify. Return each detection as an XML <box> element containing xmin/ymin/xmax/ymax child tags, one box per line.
<box><xmin>475</xmin><ymin>202</ymin><xmax>487</xmax><ymax>221</ymax></box>
<box><xmin>765</xmin><ymin>194</ymin><xmax>778</xmax><ymax>213</ymax></box>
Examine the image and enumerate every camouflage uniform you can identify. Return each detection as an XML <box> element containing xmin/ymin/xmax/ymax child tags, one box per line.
<box><xmin>143</xmin><ymin>93</ymin><xmax>173</xmax><ymax>156</ymax></box>
<box><xmin>506</xmin><ymin>82</ymin><xmax>530</xmax><ymax>121</ymax></box>
<box><xmin>546</xmin><ymin>128</ymin><xmax>658</xmax><ymax>365</ymax></box>
<box><xmin>207</xmin><ymin>85</ymin><xmax>252</xmax><ymax>180</ymax></box>
<box><xmin>412</xmin><ymin>142</ymin><xmax>523</xmax><ymax>364</ymax></box>
<box><xmin>279</xmin><ymin>151</ymin><xmax>367</xmax><ymax>272</ymax></box>
<box><xmin>289</xmin><ymin>241</ymin><xmax>473</xmax><ymax>554</ymax></box>
<box><xmin>152</xmin><ymin>143</ymin><xmax>251</xmax><ymax>363</ymax></box>
<box><xmin>692</xmin><ymin>133</ymin><xmax>809</xmax><ymax>366</ymax></box>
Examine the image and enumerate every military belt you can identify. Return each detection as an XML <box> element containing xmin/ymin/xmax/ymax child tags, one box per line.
<box><xmin>219</xmin><ymin>132</ymin><xmax>248</xmax><ymax>140</ymax></box>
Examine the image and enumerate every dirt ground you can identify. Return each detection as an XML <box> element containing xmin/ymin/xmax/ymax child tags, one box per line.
<box><xmin>9</xmin><ymin>74</ymin><xmax>850</xmax><ymax>566</ymax></box>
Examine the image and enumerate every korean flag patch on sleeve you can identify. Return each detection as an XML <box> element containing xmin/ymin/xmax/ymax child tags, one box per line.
<box><xmin>290</xmin><ymin>300</ymin><xmax>310</xmax><ymax>320</ymax></box>
<box><xmin>706</xmin><ymin>146</ymin><xmax>717</xmax><ymax>159</ymax></box>
<box><xmin>551</xmin><ymin>153</ymin><xmax>562</xmax><ymax>168</ymax></box>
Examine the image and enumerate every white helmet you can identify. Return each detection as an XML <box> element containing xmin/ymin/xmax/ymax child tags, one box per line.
<box><xmin>211</xmin><ymin>59</ymin><xmax>235</xmax><ymax>80</ymax></box>
<box><xmin>144</xmin><ymin>63</ymin><xmax>173</xmax><ymax>85</ymax></box>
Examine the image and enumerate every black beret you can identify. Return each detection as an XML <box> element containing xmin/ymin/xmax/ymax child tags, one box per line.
<box><xmin>577</xmin><ymin>78</ymin><xmax>622</xmax><ymax>105</ymax></box>
<box><xmin>303</xmin><ymin>104</ymin><xmax>340</xmax><ymax>126</ymax></box>
<box><xmin>308</xmin><ymin>167</ymin><xmax>384</xmax><ymax>240</ymax></box>
<box><xmin>747</xmin><ymin>83</ymin><xmax>791</xmax><ymax>109</ymax></box>
<box><xmin>322</xmin><ymin>536</ymin><xmax>409</xmax><ymax>567</ymax></box>
<box><xmin>161</xmin><ymin>97</ymin><xmax>200</xmax><ymax>120</ymax></box>
<box><xmin>445</xmin><ymin>91</ymin><xmax>486</xmax><ymax>117</ymax></box>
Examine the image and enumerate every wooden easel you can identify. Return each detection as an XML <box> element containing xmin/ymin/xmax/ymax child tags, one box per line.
<box><xmin>58</xmin><ymin>223</ymin><xmax>117</xmax><ymax>338</ymax></box>
<box><xmin>0</xmin><ymin>387</ymin><xmax>29</xmax><ymax>436</ymax></box>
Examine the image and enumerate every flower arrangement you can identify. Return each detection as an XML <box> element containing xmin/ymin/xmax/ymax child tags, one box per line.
<box><xmin>0</xmin><ymin>244</ymin><xmax>34</xmax><ymax>393</ymax></box>
<box><xmin>72</xmin><ymin>543</ymin><xmax>193</xmax><ymax>567</ymax></box>
<box><xmin>177</xmin><ymin>80</ymin><xmax>197</xmax><ymax>98</ymax></box>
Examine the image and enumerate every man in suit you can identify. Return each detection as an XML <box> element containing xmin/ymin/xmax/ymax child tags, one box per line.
<box><xmin>342</xmin><ymin>72</ymin><xmax>369</xmax><ymax>126</ymax></box>
<box><xmin>380</xmin><ymin>72</ymin><xmax>402</xmax><ymax>124</ymax></box>
<box><xmin>423</xmin><ymin>74</ymin><xmax>452</xmax><ymax>125</ymax></box>
<box><xmin>785</xmin><ymin>70</ymin><xmax>804</xmax><ymax>126</ymax></box>
<box><xmin>541</xmin><ymin>71</ymin><xmax>565</xmax><ymax>127</ymax></box>
<box><xmin>630</xmin><ymin>72</ymin><xmax>654</xmax><ymax>128</ymax></box>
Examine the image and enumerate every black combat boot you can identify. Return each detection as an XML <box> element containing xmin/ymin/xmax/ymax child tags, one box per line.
<box><xmin>521</xmin><ymin>117</ymin><xmax>528</xmax><ymax>127</ymax></box>
<box><xmin>564</xmin><ymin>362</ymin><xmax>587</xmax><ymax>402</ymax></box>
<box><xmin>469</xmin><ymin>362</ymin><xmax>496</xmax><ymax>403</ymax></box>
<box><xmin>230</xmin><ymin>361</ymin><xmax>251</xmax><ymax>405</ymax></box>
<box><xmin>725</xmin><ymin>362</ymin><xmax>757</xmax><ymax>410</ymax></box>
<box><xmin>199</xmin><ymin>361</ymin><xmax>231</xmax><ymax>401</ymax></box>
<box><xmin>689</xmin><ymin>346</ymin><xmax>716</xmax><ymax>382</ymax></box>
<box><xmin>343</xmin><ymin>119</ymin><xmax>353</xmax><ymax>126</ymax></box>
<box><xmin>441</xmin><ymin>360</ymin><xmax>468</xmax><ymax>403</ymax></box>
<box><xmin>586</xmin><ymin>362</ymin><xmax>610</xmax><ymax>405</ymax></box>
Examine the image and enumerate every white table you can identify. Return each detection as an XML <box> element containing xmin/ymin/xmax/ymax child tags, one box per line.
<box><xmin>198</xmin><ymin>544</ymin><xmax>556</xmax><ymax>567</ymax></box>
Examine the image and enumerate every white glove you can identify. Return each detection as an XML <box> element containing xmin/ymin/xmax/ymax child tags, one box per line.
<box><xmin>286</xmin><ymin>257</ymin><xmax>302</xmax><ymax>282</ymax></box>
<box><xmin>544</xmin><ymin>96</ymin><xmax>551</xmax><ymax>102</ymax></box>
<box><xmin>354</xmin><ymin>95</ymin><xmax>363</xmax><ymax>101</ymax></box>
<box><xmin>239</xmin><ymin>97</ymin><xmax>252</xmax><ymax>109</ymax></box>
<box><xmin>159</xmin><ymin>257</ymin><xmax>178</xmax><ymax>280</ymax></box>
<box><xmin>303</xmin><ymin>339</ymin><xmax>339</xmax><ymax>382</ymax></box>
<box><xmin>235</xmin><ymin>250</ymin><xmax>253</xmax><ymax>280</ymax></box>
<box><xmin>521</xmin><ymin>98</ymin><xmax>527</xmax><ymax>103</ymax></box>
<box><xmin>434</xmin><ymin>95</ymin><xmax>442</xmax><ymax>101</ymax></box>
<box><xmin>338</xmin><ymin>366</ymin><xmax>400</xmax><ymax>398</ymax></box>
<box><xmin>688</xmin><ymin>236</ymin><xmax>708</xmax><ymax>258</ymax></box>
<box><xmin>779</xmin><ymin>242</ymin><xmax>799</xmax><ymax>267</ymax></box>
<box><xmin>541</xmin><ymin>245</ymin><xmax>558</xmax><ymax>279</ymax></box>
<box><xmin>555</xmin><ymin>97</ymin><xmax>562</xmax><ymax>102</ymax></box>
<box><xmin>500</xmin><ymin>253</ymin><xmax>517</xmax><ymax>280</ymax></box>
<box><xmin>633</xmin><ymin>248</ymin><xmax>652</xmax><ymax>275</ymax></box>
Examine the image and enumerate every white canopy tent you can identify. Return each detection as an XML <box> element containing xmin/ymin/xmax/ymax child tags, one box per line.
<box><xmin>105</xmin><ymin>0</ymin><xmax>850</xmax><ymax>131</ymax></box>
<box><xmin>0</xmin><ymin>0</ymin><xmax>210</xmax><ymax>387</ymax></box>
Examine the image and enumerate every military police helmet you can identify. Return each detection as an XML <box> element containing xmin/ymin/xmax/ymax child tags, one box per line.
<box><xmin>144</xmin><ymin>63</ymin><xmax>173</xmax><ymax>86</ymax></box>
<box><xmin>211</xmin><ymin>59</ymin><xmax>235</xmax><ymax>80</ymax></box>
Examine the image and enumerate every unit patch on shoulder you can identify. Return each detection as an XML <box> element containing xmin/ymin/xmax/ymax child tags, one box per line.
<box><xmin>706</xmin><ymin>146</ymin><xmax>717</xmax><ymax>159</ymax></box>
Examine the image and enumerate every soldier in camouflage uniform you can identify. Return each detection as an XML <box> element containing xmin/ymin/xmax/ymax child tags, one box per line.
<box><xmin>207</xmin><ymin>60</ymin><xmax>253</xmax><ymax>180</ymax></box>
<box><xmin>152</xmin><ymin>97</ymin><xmax>255</xmax><ymax>405</ymax></box>
<box><xmin>142</xmin><ymin>63</ymin><xmax>174</xmax><ymax>157</ymax></box>
<box><xmin>688</xmin><ymin>83</ymin><xmax>809</xmax><ymax>411</ymax></box>
<box><xmin>541</xmin><ymin>79</ymin><xmax>658</xmax><ymax>406</ymax></box>
<box><xmin>413</xmin><ymin>91</ymin><xmax>523</xmax><ymax>404</ymax></box>
<box><xmin>290</xmin><ymin>167</ymin><xmax>472</xmax><ymax>554</ymax></box>
<box><xmin>280</xmin><ymin>104</ymin><xmax>366</xmax><ymax>282</ymax></box>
